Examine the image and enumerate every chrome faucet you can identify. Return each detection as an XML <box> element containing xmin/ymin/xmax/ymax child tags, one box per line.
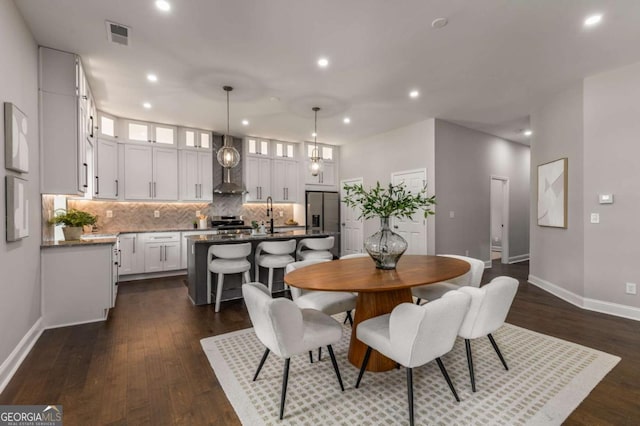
<box><xmin>266</xmin><ymin>196</ymin><xmax>274</xmax><ymax>234</ymax></box>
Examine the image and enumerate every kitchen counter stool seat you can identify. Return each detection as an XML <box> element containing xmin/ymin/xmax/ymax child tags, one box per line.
<box><xmin>255</xmin><ymin>239</ymin><xmax>297</xmax><ymax>293</ymax></box>
<box><xmin>296</xmin><ymin>237</ymin><xmax>335</xmax><ymax>261</ymax></box>
<box><xmin>207</xmin><ymin>243</ymin><xmax>252</xmax><ymax>312</ymax></box>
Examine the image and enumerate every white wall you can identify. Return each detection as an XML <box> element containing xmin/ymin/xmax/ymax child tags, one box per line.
<box><xmin>583</xmin><ymin>62</ymin><xmax>640</xmax><ymax>309</ymax></box>
<box><xmin>0</xmin><ymin>0</ymin><xmax>42</xmax><ymax>387</ymax></box>
<box><xmin>530</xmin><ymin>83</ymin><xmax>585</xmax><ymax>296</ymax></box>
<box><xmin>434</xmin><ymin>120</ymin><xmax>530</xmax><ymax>263</ymax></box>
<box><xmin>339</xmin><ymin>119</ymin><xmax>436</xmax><ymax>253</ymax></box>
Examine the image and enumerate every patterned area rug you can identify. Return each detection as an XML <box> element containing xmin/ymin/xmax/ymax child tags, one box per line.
<box><xmin>201</xmin><ymin>317</ymin><xmax>619</xmax><ymax>425</ymax></box>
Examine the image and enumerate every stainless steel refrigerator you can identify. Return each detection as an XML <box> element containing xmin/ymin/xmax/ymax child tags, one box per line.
<box><xmin>306</xmin><ymin>191</ymin><xmax>340</xmax><ymax>256</ymax></box>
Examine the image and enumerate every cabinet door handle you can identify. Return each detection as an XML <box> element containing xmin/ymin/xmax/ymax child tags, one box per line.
<box><xmin>283</xmin><ymin>188</ymin><xmax>286</xmax><ymax>200</ymax></box>
<box><xmin>160</xmin><ymin>245</ymin><xmax>163</xmax><ymax>262</ymax></box>
<box><xmin>256</xmin><ymin>186</ymin><xmax>259</xmax><ymax>199</ymax></box>
<box><xmin>89</xmin><ymin>115</ymin><xmax>94</xmax><ymax>138</ymax></box>
<box><xmin>118</xmin><ymin>249</ymin><xmax>122</xmax><ymax>268</ymax></box>
<box><xmin>83</xmin><ymin>163</ymin><xmax>88</xmax><ymax>188</ymax></box>
<box><xmin>149</xmin><ymin>182</ymin><xmax>152</xmax><ymax>197</ymax></box>
<box><xmin>95</xmin><ymin>176</ymin><xmax>99</xmax><ymax>195</ymax></box>
<box><xmin>115</xmin><ymin>179</ymin><xmax>119</xmax><ymax>197</ymax></box>
<box><xmin>195</xmin><ymin>183</ymin><xmax>198</xmax><ymax>198</ymax></box>
<box><xmin>153</xmin><ymin>182</ymin><xmax>157</xmax><ymax>198</ymax></box>
<box><xmin>133</xmin><ymin>236</ymin><xmax>136</xmax><ymax>254</ymax></box>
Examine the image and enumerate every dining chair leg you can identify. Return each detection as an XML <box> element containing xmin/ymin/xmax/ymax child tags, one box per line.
<box><xmin>488</xmin><ymin>333</ymin><xmax>509</xmax><ymax>371</ymax></box>
<box><xmin>355</xmin><ymin>346</ymin><xmax>372</xmax><ymax>388</ymax></box>
<box><xmin>465</xmin><ymin>339</ymin><xmax>476</xmax><ymax>392</ymax></box>
<box><xmin>436</xmin><ymin>357</ymin><xmax>460</xmax><ymax>402</ymax></box>
<box><xmin>318</xmin><ymin>347</ymin><xmax>322</xmax><ymax>361</ymax></box>
<box><xmin>407</xmin><ymin>367</ymin><xmax>414</xmax><ymax>426</ymax></box>
<box><xmin>279</xmin><ymin>358</ymin><xmax>290</xmax><ymax>420</ymax></box>
<box><xmin>309</xmin><ymin>350</ymin><xmax>313</xmax><ymax>364</ymax></box>
<box><xmin>327</xmin><ymin>345</ymin><xmax>344</xmax><ymax>391</ymax></box>
<box><xmin>345</xmin><ymin>310</ymin><xmax>354</xmax><ymax>326</ymax></box>
<box><xmin>253</xmin><ymin>348</ymin><xmax>270</xmax><ymax>381</ymax></box>
<box><xmin>415</xmin><ymin>298</ymin><xmax>421</xmax><ymax>305</ymax></box>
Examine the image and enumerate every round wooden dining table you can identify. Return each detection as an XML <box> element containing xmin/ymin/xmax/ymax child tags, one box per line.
<box><xmin>284</xmin><ymin>255</ymin><xmax>470</xmax><ymax>372</ymax></box>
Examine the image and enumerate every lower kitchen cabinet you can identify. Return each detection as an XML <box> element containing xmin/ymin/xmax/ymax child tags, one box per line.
<box><xmin>41</xmin><ymin>243</ymin><xmax>116</xmax><ymax>328</ymax></box>
<box><xmin>119</xmin><ymin>233</ymin><xmax>144</xmax><ymax>275</ymax></box>
<box><xmin>142</xmin><ymin>232</ymin><xmax>181</xmax><ymax>272</ymax></box>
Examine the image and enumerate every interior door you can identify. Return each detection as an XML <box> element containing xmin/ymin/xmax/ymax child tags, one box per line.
<box><xmin>340</xmin><ymin>178</ymin><xmax>364</xmax><ymax>256</ymax></box>
<box><xmin>391</xmin><ymin>169</ymin><xmax>427</xmax><ymax>255</ymax></box>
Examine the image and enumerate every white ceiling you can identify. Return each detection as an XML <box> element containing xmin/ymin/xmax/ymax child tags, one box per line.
<box><xmin>16</xmin><ymin>0</ymin><xmax>640</xmax><ymax>145</ymax></box>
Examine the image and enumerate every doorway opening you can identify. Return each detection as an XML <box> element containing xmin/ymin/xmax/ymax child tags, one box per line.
<box><xmin>490</xmin><ymin>176</ymin><xmax>509</xmax><ymax>264</ymax></box>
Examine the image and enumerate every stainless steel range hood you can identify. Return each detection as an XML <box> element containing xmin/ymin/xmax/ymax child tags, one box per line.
<box><xmin>214</xmin><ymin>167</ymin><xmax>246</xmax><ymax>195</ymax></box>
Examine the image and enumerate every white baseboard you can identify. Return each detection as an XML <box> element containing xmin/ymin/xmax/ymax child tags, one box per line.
<box><xmin>0</xmin><ymin>317</ymin><xmax>44</xmax><ymax>394</ymax></box>
<box><xmin>43</xmin><ymin>314</ymin><xmax>108</xmax><ymax>331</ymax></box>
<box><xmin>528</xmin><ymin>275</ymin><xmax>640</xmax><ymax>322</ymax></box>
<box><xmin>484</xmin><ymin>260</ymin><xmax>492</xmax><ymax>268</ymax></box>
<box><xmin>509</xmin><ymin>253</ymin><xmax>530</xmax><ymax>264</ymax></box>
<box><xmin>119</xmin><ymin>270</ymin><xmax>186</xmax><ymax>282</ymax></box>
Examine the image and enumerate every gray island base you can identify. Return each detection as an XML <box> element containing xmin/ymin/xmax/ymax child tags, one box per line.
<box><xmin>186</xmin><ymin>230</ymin><xmax>339</xmax><ymax>306</ymax></box>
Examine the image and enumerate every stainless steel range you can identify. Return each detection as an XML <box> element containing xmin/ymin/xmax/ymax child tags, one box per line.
<box><xmin>210</xmin><ymin>216</ymin><xmax>252</xmax><ymax>233</ymax></box>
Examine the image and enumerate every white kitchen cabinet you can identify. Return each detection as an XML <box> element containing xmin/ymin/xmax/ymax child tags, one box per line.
<box><xmin>41</xmin><ymin>244</ymin><xmax>115</xmax><ymax>328</ymax></box>
<box><xmin>122</xmin><ymin>119</ymin><xmax>177</xmax><ymax>146</ymax></box>
<box><xmin>245</xmin><ymin>137</ymin><xmax>270</xmax><ymax>156</ymax></box>
<box><xmin>179</xmin><ymin>128</ymin><xmax>212</xmax><ymax>150</ymax></box>
<box><xmin>123</xmin><ymin>145</ymin><xmax>178</xmax><ymax>200</ymax></box>
<box><xmin>304</xmin><ymin>142</ymin><xmax>338</xmax><ymax>188</ymax></box>
<box><xmin>98</xmin><ymin>111</ymin><xmax>118</xmax><ymax>140</ymax></box>
<box><xmin>179</xmin><ymin>150</ymin><xmax>213</xmax><ymax>201</ymax></box>
<box><xmin>142</xmin><ymin>232</ymin><xmax>181</xmax><ymax>272</ymax></box>
<box><xmin>39</xmin><ymin>47</ymin><xmax>93</xmax><ymax>195</ymax></box>
<box><xmin>119</xmin><ymin>233</ymin><xmax>144</xmax><ymax>275</ymax></box>
<box><xmin>273</xmin><ymin>140</ymin><xmax>297</xmax><ymax>159</ymax></box>
<box><xmin>245</xmin><ymin>156</ymin><xmax>272</xmax><ymax>201</ymax></box>
<box><xmin>180</xmin><ymin>230</ymin><xmax>219</xmax><ymax>269</ymax></box>
<box><xmin>95</xmin><ymin>139</ymin><xmax>119</xmax><ymax>199</ymax></box>
<box><xmin>272</xmin><ymin>159</ymin><xmax>298</xmax><ymax>202</ymax></box>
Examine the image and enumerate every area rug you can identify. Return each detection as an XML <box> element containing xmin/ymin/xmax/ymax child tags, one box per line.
<box><xmin>200</xmin><ymin>317</ymin><xmax>620</xmax><ymax>425</ymax></box>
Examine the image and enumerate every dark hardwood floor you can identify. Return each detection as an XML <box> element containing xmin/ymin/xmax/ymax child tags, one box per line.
<box><xmin>1</xmin><ymin>260</ymin><xmax>638</xmax><ymax>425</ymax></box>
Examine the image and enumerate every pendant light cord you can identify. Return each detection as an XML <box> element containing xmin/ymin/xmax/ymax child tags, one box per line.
<box><xmin>226</xmin><ymin>89</ymin><xmax>230</xmax><ymax>136</ymax></box>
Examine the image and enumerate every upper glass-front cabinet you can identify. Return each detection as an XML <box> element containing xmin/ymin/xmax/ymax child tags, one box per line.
<box><xmin>246</xmin><ymin>137</ymin><xmax>270</xmax><ymax>156</ymax></box>
<box><xmin>122</xmin><ymin>120</ymin><xmax>177</xmax><ymax>146</ymax></box>
<box><xmin>179</xmin><ymin>128</ymin><xmax>212</xmax><ymax>149</ymax></box>
<box><xmin>306</xmin><ymin>142</ymin><xmax>334</xmax><ymax>161</ymax></box>
<box><xmin>98</xmin><ymin>112</ymin><xmax>118</xmax><ymax>140</ymax></box>
<box><xmin>273</xmin><ymin>140</ymin><xmax>297</xmax><ymax>159</ymax></box>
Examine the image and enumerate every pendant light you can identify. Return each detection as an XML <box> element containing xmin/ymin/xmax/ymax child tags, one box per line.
<box><xmin>217</xmin><ymin>86</ymin><xmax>240</xmax><ymax>168</ymax></box>
<box><xmin>310</xmin><ymin>106</ymin><xmax>322</xmax><ymax>176</ymax></box>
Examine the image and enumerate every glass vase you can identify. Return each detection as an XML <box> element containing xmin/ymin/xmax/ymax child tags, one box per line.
<box><xmin>364</xmin><ymin>217</ymin><xmax>408</xmax><ymax>269</ymax></box>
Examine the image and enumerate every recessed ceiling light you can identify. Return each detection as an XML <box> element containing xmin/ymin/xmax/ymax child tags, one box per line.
<box><xmin>523</xmin><ymin>129</ymin><xmax>533</xmax><ymax>137</ymax></box>
<box><xmin>242</xmin><ymin>119</ymin><xmax>249</xmax><ymax>126</ymax></box>
<box><xmin>431</xmin><ymin>17</ymin><xmax>448</xmax><ymax>29</ymax></box>
<box><xmin>584</xmin><ymin>14</ymin><xmax>602</xmax><ymax>27</ymax></box>
<box><xmin>143</xmin><ymin>102</ymin><xmax>152</xmax><ymax>109</ymax></box>
<box><xmin>147</xmin><ymin>73</ymin><xmax>158</xmax><ymax>82</ymax></box>
<box><xmin>343</xmin><ymin>117</ymin><xmax>351</xmax><ymax>124</ymax></box>
<box><xmin>155</xmin><ymin>0</ymin><xmax>171</xmax><ymax>12</ymax></box>
<box><xmin>269</xmin><ymin>96</ymin><xmax>280</xmax><ymax>102</ymax></box>
<box><xmin>312</xmin><ymin>132</ymin><xmax>317</xmax><ymax>137</ymax></box>
<box><xmin>317</xmin><ymin>57</ymin><xmax>329</xmax><ymax>68</ymax></box>
<box><xmin>409</xmin><ymin>90</ymin><xmax>420</xmax><ymax>98</ymax></box>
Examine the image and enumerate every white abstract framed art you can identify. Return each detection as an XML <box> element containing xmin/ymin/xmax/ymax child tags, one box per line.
<box><xmin>537</xmin><ymin>157</ymin><xmax>568</xmax><ymax>228</ymax></box>
<box><xmin>4</xmin><ymin>102</ymin><xmax>29</xmax><ymax>173</ymax></box>
<box><xmin>6</xmin><ymin>175</ymin><xmax>29</xmax><ymax>241</ymax></box>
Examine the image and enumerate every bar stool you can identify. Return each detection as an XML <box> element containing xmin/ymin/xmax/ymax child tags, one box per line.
<box><xmin>255</xmin><ymin>239</ymin><xmax>296</xmax><ymax>293</ymax></box>
<box><xmin>207</xmin><ymin>243</ymin><xmax>252</xmax><ymax>312</ymax></box>
<box><xmin>296</xmin><ymin>236</ymin><xmax>335</xmax><ymax>261</ymax></box>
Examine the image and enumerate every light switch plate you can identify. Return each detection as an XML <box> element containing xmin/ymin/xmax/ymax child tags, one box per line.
<box><xmin>590</xmin><ymin>213</ymin><xmax>600</xmax><ymax>224</ymax></box>
<box><xmin>599</xmin><ymin>194</ymin><xmax>614</xmax><ymax>204</ymax></box>
<box><xmin>449</xmin><ymin>211</ymin><xmax>455</xmax><ymax>218</ymax></box>
<box><xmin>106</xmin><ymin>210</ymin><xmax>113</xmax><ymax>218</ymax></box>
<box><xmin>154</xmin><ymin>210</ymin><xmax>160</xmax><ymax>218</ymax></box>
<box><xmin>626</xmin><ymin>282</ymin><xmax>637</xmax><ymax>295</ymax></box>
<box><xmin>195</xmin><ymin>210</ymin><xmax>201</xmax><ymax>217</ymax></box>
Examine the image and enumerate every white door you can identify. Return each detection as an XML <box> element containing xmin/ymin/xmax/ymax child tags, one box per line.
<box><xmin>153</xmin><ymin>147</ymin><xmax>178</xmax><ymax>200</ymax></box>
<box><xmin>284</xmin><ymin>161</ymin><xmax>298</xmax><ymax>202</ymax></box>
<box><xmin>340</xmin><ymin>177</ymin><xmax>364</xmax><ymax>256</ymax></box>
<box><xmin>490</xmin><ymin>176</ymin><xmax>510</xmax><ymax>264</ymax></box>
<box><xmin>391</xmin><ymin>169</ymin><xmax>428</xmax><ymax>255</ymax></box>
<box><xmin>124</xmin><ymin>145</ymin><xmax>153</xmax><ymax>199</ymax></box>
<box><xmin>180</xmin><ymin>150</ymin><xmax>199</xmax><ymax>200</ymax></box>
<box><xmin>271</xmin><ymin>158</ymin><xmax>287</xmax><ymax>202</ymax></box>
<box><xmin>118</xmin><ymin>234</ymin><xmax>138</xmax><ymax>274</ymax></box>
<box><xmin>144</xmin><ymin>242</ymin><xmax>164</xmax><ymax>272</ymax></box>
<box><xmin>96</xmin><ymin>139</ymin><xmax>118</xmax><ymax>199</ymax></box>
<box><xmin>198</xmin><ymin>151</ymin><xmax>213</xmax><ymax>201</ymax></box>
<box><xmin>163</xmin><ymin>242</ymin><xmax>181</xmax><ymax>270</ymax></box>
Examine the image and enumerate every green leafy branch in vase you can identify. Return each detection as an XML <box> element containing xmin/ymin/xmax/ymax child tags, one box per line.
<box><xmin>342</xmin><ymin>181</ymin><xmax>436</xmax><ymax>220</ymax></box>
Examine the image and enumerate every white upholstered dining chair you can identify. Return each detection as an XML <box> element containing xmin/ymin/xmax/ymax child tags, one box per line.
<box><xmin>412</xmin><ymin>254</ymin><xmax>485</xmax><ymax>304</ymax></box>
<box><xmin>354</xmin><ymin>290</ymin><xmax>471</xmax><ymax>426</ymax></box>
<box><xmin>242</xmin><ymin>282</ymin><xmax>345</xmax><ymax>420</ymax></box>
<box><xmin>457</xmin><ymin>276</ymin><xmax>519</xmax><ymax>392</ymax></box>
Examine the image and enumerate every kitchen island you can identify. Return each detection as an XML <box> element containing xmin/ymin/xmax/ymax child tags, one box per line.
<box><xmin>186</xmin><ymin>230</ymin><xmax>338</xmax><ymax>306</ymax></box>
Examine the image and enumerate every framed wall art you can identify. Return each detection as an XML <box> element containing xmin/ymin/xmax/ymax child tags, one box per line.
<box><xmin>6</xmin><ymin>175</ymin><xmax>29</xmax><ymax>241</ymax></box>
<box><xmin>4</xmin><ymin>102</ymin><xmax>29</xmax><ymax>173</ymax></box>
<box><xmin>537</xmin><ymin>157</ymin><xmax>567</xmax><ymax>228</ymax></box>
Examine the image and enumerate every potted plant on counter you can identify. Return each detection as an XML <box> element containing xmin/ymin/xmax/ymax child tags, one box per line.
<box><xmin>342</xmin><ymin>181</ymin><xmax>436</xmax><ymax>269</ymax></box>
<box><xmin>49</xmin><ymin>208</ymin><xmax>98</xmax><ymax>241</ymax></box>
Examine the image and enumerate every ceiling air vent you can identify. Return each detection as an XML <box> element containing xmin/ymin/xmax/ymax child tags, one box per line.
<box><xmin>105</xmin><ymin>21</ymin><xmax>130</xmax><ymax>46</ymax></box>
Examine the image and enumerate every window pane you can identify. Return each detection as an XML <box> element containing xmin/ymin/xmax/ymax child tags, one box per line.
<box><xmin>248</xmin><ymin>139</ymin><xmax>256</xmax><ymax>154</ymax></box>
<box><xmin>185</xmin><ymin>130</ymin><xmax>195</xmax><ymax>147</ymax></box>
<box><xmin>287</xmin><ymin>145</ymin><xmax>294</xmax><ymax>158</ymax></box>
<box><xmin>322</xmin><ymin>146</ymin><xmax>333</xmax><ymax>160</ymax></box>
<box><xmin>276</xmin><ymin>143</ymin><xmax>283</xmax><ymax>157</ymax></box>
<box><xmin>128</xmin><ymin>123</ymin><xmax>148</xmax><ymax>141</ymax></box>
<box><xmin>200</xmin><ymin>132</ymin><xmax>210</xmax><ymax>148</ymax></box>
<box><xmin>101</xmin><ymin>116</ymin><xmax>114</xmax><ymax>137</ymax></box>
<box><xmin>155</xmin><ymin>127</ymin><xmax>174</xmax><ymax>144</ymax></box>
<box><xmin>260</xmin><ymin>140</ymin><xmax>269</xmax><ymax>155</ymax></box>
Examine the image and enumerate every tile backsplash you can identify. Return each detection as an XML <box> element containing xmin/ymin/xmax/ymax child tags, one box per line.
<box><xmin>42</xmin><ymin>196</ymin><xmax>297</xmax><ymax>239</ymax></box>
